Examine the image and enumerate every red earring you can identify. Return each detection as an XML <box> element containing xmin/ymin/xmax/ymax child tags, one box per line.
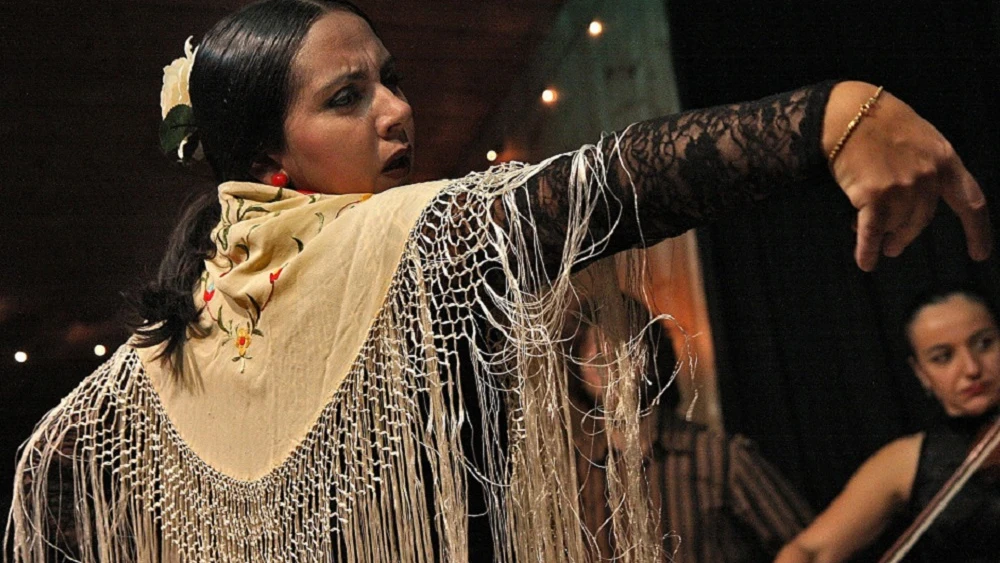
<box><xmin>270</xmin><ymin>172</ymin><xmax>289</xmax><ymax>188</ymax></box>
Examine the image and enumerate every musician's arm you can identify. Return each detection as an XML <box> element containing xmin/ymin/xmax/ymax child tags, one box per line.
<box><xmin>774</xmin><ymin>433</ymin><xmax>923</xmax><ymax>563</ymax></box>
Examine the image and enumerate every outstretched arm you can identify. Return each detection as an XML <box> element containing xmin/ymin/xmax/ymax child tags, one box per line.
<box><xmin>775</xmin><ymin>433</ymin><xmax>923</xmax><ymax>563</ymax></box>
<box><xmin>500</xmin><ymin>81</ymin><xmax>990</xmax><ymax>278</ymax></box>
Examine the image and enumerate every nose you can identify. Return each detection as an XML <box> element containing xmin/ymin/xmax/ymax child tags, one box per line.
<box><xmin>958</xmin><ymin>347</ymin><xmax>983</xmax><ymax>379</ymax></box>
<box><xmin>375</xmin><ymin>85</ymin><xmax>413</xmax><ymax>140</ymax></box>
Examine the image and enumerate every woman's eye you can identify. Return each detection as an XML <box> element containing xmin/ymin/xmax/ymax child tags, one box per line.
<box><xmin>929</xmin><ymin>352</ymin><xmax>952</xmax><ymax>365</ymax></box>
<box><xmin>328</xmin><ymin>87</ymin><xmax>361</xmax><ymax>108</ymax></box>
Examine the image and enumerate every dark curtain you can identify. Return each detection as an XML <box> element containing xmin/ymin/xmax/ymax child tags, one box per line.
<box><xmin>665</xmin><ymin>0</ymin><xmax>1000</xmax><ymax>556</ymax></box>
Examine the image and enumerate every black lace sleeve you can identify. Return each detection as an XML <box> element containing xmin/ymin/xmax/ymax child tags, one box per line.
<box><xmin>492</xmin><ymin>82</ymin><xmax>835</xmax><ymax>277</ymax></box>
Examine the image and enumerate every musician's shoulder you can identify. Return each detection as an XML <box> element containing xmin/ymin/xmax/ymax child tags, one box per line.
<box><xmin>866</xmin><ymin>433</ymin><xmax>923</xmax><ymax>503</ymax></box>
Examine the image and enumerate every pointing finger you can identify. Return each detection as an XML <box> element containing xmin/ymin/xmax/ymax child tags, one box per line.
<box><xmin>942</xmin><ymin>171</ymin><xmax>992</xmax><ymax>261</ymax></box>
<box><xmin>855</xmin><ymin>204</ymin><xmax>887</xmax><ymax>271</ymax></box>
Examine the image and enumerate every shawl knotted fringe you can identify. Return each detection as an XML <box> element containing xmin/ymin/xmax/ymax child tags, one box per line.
<box><xmin>7</xmin><ymin>134</ymin><xmax>677</xmax><ymax>562</ymax></box>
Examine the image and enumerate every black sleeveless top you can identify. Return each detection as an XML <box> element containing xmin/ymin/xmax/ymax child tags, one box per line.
<box><xmin>903</xmin><ymin>413</ymin><xmax>1000</xmax><ymax>562</ymax></box>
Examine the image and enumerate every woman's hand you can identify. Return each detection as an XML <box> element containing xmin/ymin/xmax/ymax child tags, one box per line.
<box><xmin>823</xmin><ymin>81</ymin><xmax>992</xmax><ymax>271</ymax></box>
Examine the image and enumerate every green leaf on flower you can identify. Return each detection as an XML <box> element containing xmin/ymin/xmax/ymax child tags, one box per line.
<box><xmin>293</xmin><ymin>237</ymin><xmax>305</xmax><ymax>253</ymax></box>
<box><xmin>217</xmin><ymin>306</ymin><xmax>226</xmax><ymax>333</ymax></box>
<box><xmin>248</xmin><ymin>294</ymin><xmax>262</xmax><ymax>319</ymax></box>
<box><xmin>268</xmin><ymin>188</ymin><xmax>284</xmax><ymax>202</ymax></box>
<box><xmin>252</xmin><ymin>328</ymin><xmax>264</xmax><ymax>336</ymax></box>
<box><xmin>159</xmin><ymin>104</ymin><xmax>196</xmax><ymax>155</ymax></box>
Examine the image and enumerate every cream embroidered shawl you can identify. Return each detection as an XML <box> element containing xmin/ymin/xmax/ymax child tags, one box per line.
<box><xmin>8</xmin><ymin>147</ymin><xmax>666</xmax><ymax>562</ymax></box>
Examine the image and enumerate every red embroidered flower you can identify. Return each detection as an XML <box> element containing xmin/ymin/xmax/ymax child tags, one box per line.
<box><xmin>235</xmin><ymin>326</ymin><xmax>252</xmax><ymax>357</ymax></box>
<box><xmin>269</xmin><ymin>267</ymin><xmax>283</xmax><ymax>284</ymax></box>
<box><xmin>203</xmin><ymin>281</ymin><xmax>216</xmax><ymax>303</ymax></box>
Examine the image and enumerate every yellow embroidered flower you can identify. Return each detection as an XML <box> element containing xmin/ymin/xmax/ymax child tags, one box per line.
<box><xmin>160</xmin><ymin>37</ymin><xmax>197</xmax><ymax>119</ymax></box>
<box><xmin>235</xmin><ymin>326</ymin><xmax>252</xmax><ymax>357</ymax></box>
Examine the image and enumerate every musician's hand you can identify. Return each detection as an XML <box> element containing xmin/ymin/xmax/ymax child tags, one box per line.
<box><xmin>824</xmin><ymin>81</ymin><xmax>992</xmax><ymax>271</ymax></box>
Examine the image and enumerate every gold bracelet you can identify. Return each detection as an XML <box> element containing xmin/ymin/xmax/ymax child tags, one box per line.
<box><xmin>827</xmin><ymin>85</ymin><xmax>884</xmax><ymax>164</ymax></box>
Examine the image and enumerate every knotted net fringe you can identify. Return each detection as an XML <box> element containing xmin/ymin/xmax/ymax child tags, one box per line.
<box><xmin>7</xmin><ymin>133</ymin><xmax>670</xmax><ymax>562</ymax></box>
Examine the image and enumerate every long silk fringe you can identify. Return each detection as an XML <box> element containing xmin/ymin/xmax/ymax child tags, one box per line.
<box><xmin>6</xmin><ymin>134</ymin><xmax>671</xmax><ymax>562</ymax></box>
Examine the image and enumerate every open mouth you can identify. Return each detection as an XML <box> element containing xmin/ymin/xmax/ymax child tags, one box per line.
<box><xmin>383</xmin><ymin>150</ymin><xmax>412</xmax><ymax>174</ymax></box>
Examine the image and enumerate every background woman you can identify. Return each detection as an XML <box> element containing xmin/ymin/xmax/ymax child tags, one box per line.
<box><xmin>6</xmin><ymin>0</ymin><xmax>992</xmax><ymax>561</ymax></box>
<box><xmin>569</xmin><ymin>302</ymin><xmax>813</xmax><ymax>561</ymax></box>
<box><xmin>776</xmin><ymin>285</ymin><xmax>1000</xmax><ymax>562</ymax></box>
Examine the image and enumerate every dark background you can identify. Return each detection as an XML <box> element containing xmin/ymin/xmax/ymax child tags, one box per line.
<box><xmin>668</xmin><ymin>0</ymin><xmax>1000</xmax><ymax>558</ymax></box>
<box><xmin>2</xmin><ymin>0</ymin><xmax>999</xmax><ymax>558</ymax></box>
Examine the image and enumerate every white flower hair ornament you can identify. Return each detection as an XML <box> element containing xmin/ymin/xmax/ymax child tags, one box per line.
<box><xmin>159</xmin><ymin>37</ymin><xmax>202</xmax><ymax>164</ymax></box>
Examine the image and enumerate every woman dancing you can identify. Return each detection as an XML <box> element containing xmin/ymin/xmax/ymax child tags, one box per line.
<box><xmin>6</xmin><ymin>0</ymin><xmax>991</xmax><ymax>561</ymax></box>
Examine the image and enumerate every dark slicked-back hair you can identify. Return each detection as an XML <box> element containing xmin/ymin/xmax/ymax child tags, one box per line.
<box><xmin>902</xmin><ymin>283</ymin><xmax>1000</xmax><ymax>357</ymax></box>
<box><xmin>191</xmin><ymin>0</ymin><xmax>376</xmax><ymax>183</ymax></box>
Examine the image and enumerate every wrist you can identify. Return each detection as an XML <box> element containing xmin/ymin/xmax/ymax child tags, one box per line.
<box><xmin>822</xmin><ymin>81</ymin><xmax>883</xmax><ymax>159</ymax></box>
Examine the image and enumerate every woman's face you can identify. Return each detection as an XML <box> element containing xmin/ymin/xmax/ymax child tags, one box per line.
<box><xmin>274</xmin><ymin>11</ymin><xmax>415</xmax><ymax>195</ymax></box>
<box><xmin>909</xmin><ymin>294</ymin><xmax>1000</xmax><ymax>417</ymax></box>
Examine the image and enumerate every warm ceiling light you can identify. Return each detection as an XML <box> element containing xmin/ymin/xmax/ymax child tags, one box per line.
<box><xmin>486</xmin><ymin>150</ymin><xmax>498</xmax><ymax>162</ymax></box>
<box><xmin>14</xmin><ymin>351</ymin><xmax>27</xmax><ymax>363</ymax></box>
<box><xmin>94</xmin><ymin>344</ymin><xmax>107</xmax><ymax>357</ymax></box>
<box><xmin>588</xmin><ymin>20</ymin><xmax>604</xmax><ymax>36</ymax></box>
<box><xmin>541</xmin><ymin>88</ymin><xmax>558</xmax><ymax>104</ymax></box>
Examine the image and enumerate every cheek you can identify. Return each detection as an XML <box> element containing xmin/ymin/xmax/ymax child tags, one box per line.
<box><xmin>923</xmin><ymin>366</ymin><xmax>958</xmax><ymax>393</ymax></box>
<box><xmin>289</xmin><ymin>124</ymin><xmax>339</xmax><ymax>162</ymax></box>
<box><xmin>985</xmin><ymin>352</ymin><xmax>1000</xmax><ymax>379</ymax></box>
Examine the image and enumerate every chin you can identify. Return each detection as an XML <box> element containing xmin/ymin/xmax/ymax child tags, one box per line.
<box><xmin>957</xmin><ymin>398</ymin><xmax>1000</xmax><ymax>418</ymax></box>
<box><xmin>375</xmin><ymin>178</ymin><xmax>410</xmax><ymax>193</ymax></box>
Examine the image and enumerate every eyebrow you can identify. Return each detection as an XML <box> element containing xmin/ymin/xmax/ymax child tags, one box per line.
<box><xmin>318</xmin><ymin>56</ymin><xmax>397</xmax><ymax>95</ymax></box>
<box><xmin>969</xmin><ymin>326</ymin><xmax>999</xmax><ymax>342</ymax></box>
<box><xmin>921</xmin><ymin>343</ymin><xmax>952</xmax><ymax>357</ymax></box>
<box><xmin>921</xmin><ymin>326</ymin><xmax>998</xmax><ymax>356</ymax></box>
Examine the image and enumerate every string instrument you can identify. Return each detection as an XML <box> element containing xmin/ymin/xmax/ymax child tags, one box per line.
<box><xmin>878</xmin><ymin>414</ymin><xmax>1000</xmax><ymax>563</ymax></box>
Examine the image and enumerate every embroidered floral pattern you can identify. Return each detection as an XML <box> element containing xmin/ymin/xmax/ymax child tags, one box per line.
<box><xmin>234</xmin><ymin>327</ymin><xmax>253</xmax><ymax>358</ymax></box>
<box><xmin>205</xmin><ymin>185</ymin><xmax>376</xmax><ymax>372</ymax></box>
<box><xmin>335</xmin><ymin>194</ymin><xmax>373</xmax><ymax>218</ymax></box>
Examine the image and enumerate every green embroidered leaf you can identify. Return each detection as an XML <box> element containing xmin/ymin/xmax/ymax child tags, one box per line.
<box><xmin>252</xmin><ymin>328</ymin><xmax>264</xmax><ymax>336</ymax></box>
<box><xmin>216</xmin><ymin>306</ymin><xmax>226</xmax><ymax>333</ymax></box>
<box><xmin>293</xmin><ymin>237</ymin><xmax>305</xmax><ymax>253</ymax></box>
<box><xmin>159</xmin><ymin>104</ymin><xmax>195</xmax><ymax>155</ymax></box>
<box><xmin>236</xmin><ymin>243</ymin><xmax>250</xmax><ymax>260</ymax></box>
<box><xmin>219</xmin><ymin>225</ymin><xmax>231</xmax><ymax>251</ymax></box>
<box><xmin>248</xmin><ymin>294</ymin><xmax>262</xmax><ymax>319</ymax></box>
<box><xmin>268</xmin><ymin>187</ymin><xmax>284</xmax><ymax>202</ymax></box>
<box><xmin>309</xmin><ymin>195</ymin><xmax>319</xmax><ymax>204</ymax></box>
<box><xmin>244</xmin><ymin>206</ymin><xmax>268</xmax><ymax>215</ymax></box>
<box><xmin>232</xmin><ymin>356</ymin><xmax>241</xmax><ymax>362</ymax></box>
<box><xmin>315</xmin><ymin>212</ymin><xmax>326</xmax><ymax>233</ymax></box>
